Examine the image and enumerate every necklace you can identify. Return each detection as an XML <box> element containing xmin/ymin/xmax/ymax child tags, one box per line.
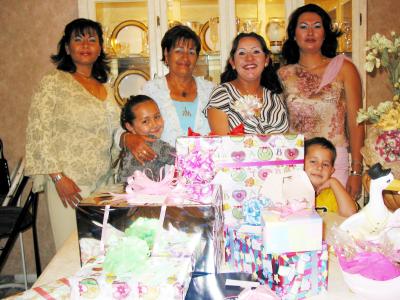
<box><xmin>298</xmin><ymin>58</ymin><xmax>328</xmax><ymax>71</ymax></box>
<box><xmin>73</xmin><ymin>72</ymin><xmax>105</xmax><ymax>100</ymax></box>
<box><xmin>235</xmin><ymin>81</ymin><xmax>263</xmax><ymax>99</ymax></box>
<box><xmin>167</xmin><ymin>75</ymin><xmax>195</xmax><ymax>99</ymax></box>
<box><xmin>75</xmin><ymin>70</ymin><xmax>92</xmax><ymax>79</ymax></box>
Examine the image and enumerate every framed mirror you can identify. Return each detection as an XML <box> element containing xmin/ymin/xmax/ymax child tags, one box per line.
<box><xmin>110</xmin><ymin>20</ymin><xmax>148</xmax><ymax>56</ymax></box>
<box><xmin>114</xmin><ymin>69</ymin><xmax>150</xmax><ymax>106</ymax></box>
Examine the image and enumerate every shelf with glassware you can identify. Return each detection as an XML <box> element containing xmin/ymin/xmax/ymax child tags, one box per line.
<box><xmin>103</xmin><ymin>16</ymin><xmax>223</xmax><ymax>84</ymax></box>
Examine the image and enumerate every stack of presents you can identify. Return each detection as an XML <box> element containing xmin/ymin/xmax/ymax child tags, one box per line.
<box><xmin>14</xmin><ymin>134</ymin><xmax>329</xmax><ymax>300</ymax></box>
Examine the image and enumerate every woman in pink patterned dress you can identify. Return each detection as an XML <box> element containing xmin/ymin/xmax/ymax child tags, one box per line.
<box><xmin>278</xmin><ymin>4</ymin><xmax>364</xmax><ymax>200</ymax></box>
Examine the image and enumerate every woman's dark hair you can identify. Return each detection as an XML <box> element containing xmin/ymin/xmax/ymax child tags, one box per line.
<box><xmin>51</xmin><ymin>18</ymin><xmax>109</xmax><ymax>83</ymax></box>
<box><xmin>305</xmin><ymin>137</ymin><xmax>337</xmax><ymax>164</ymax></box>
<box><xmin>281</xmin><ymin>4</ymin><xmax>342</xmax><ymax>64</ymax></box>
<box><xmin>221</xmin><ymin>32</ymin><xmax>282</xmax><ymax>94</ymax></box>
<box><xmin>161</xmin><ymin>25</ymin><xmax>201</xmax><ymax>63</ymax></box>
<box><xmin>120</xmin><ymin>95</ymin><xmax>155</xmax><ymax>130</ymax></box>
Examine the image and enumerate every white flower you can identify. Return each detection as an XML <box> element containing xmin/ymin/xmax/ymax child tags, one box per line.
<box><xmin>376</xmin><ymin>101</ymin><xmax>393</xmax><ymax>114</ymax></box>
<box><xmin>365</xmin><ymin>61</ymin><xmax>375</xmax><ymax>72</ymax></box>
<box><xmin>232</xmin><ymin>94</ymin><xmax>262</xmax><ymax>119</ymax></box>
<box><xmin>375</xmin><ymin>58</ymin><xmax>381</xmax><ymax>68</ymax></box>
<box><xmin>358</xmin><ymin>31</ymin><xmax>400</xmax><ymax>126</ymax></box>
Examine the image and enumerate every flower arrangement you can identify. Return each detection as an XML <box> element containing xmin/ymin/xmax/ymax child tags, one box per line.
<box><xmin>359</xmin><ymin>31</ymin><xmax>400</xmax><ymax>180</ymax></box>
<box><xmin>357</xmin><ymin>31</ymin><xmax>400</xmax><ymax>130</ymax></box>
<box><xmin>232</xmin><ymin>94</ymin><xmax>262</xmax><ymax>119</ymax></box>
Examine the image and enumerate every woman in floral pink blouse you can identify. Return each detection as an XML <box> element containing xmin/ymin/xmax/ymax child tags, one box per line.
<box><xmin>278</xmin><ymin>4</ymin><xmax>364</xmax><ymax>200</ymax></box>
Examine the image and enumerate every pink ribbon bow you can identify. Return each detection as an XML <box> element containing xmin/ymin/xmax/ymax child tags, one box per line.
<box><xmin>269</xmin><ymin>198</ymin><xmax>311</xmax><ymax>219</ymax></box>
<box><xmin>126</xmin><ymin>167</ymin><xmax>177</xmax><ymax>195</ymax></box>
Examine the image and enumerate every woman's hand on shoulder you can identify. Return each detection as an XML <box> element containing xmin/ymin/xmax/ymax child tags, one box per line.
<box><xmin>123</xmin><ymin>132</ymin><xmax>157</xmax><ymax>165</ymax></box>
<box><xmin>347</xmin><ymin>174</ymin><xmax>362</xmax><ymax>200</ymax></box>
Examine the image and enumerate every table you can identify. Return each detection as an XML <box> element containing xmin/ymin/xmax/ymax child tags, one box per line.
<box><xmin>31</xmin><ymin>213</ymin><xmax>362</xmax><ymax>299</ymax></box>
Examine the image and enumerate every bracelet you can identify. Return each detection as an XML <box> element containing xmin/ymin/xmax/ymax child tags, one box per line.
<box><xmin>349</xmin><ymin>170</ymin><xmax>362</xmax><ymax>176</ymax></box>
<box><xmin>52</xmin><ymin>173</ymin><xmax>64</xmax><ymax>184</ymax></box>
<box><xmin>351</xmin><ymin>160</ymin><xmax>363</xmax><ymax>167</ymax></box>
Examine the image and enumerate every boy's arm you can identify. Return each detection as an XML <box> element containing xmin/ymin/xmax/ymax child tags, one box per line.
<box><xmin>320</xmin><ymin>178</ymin><xmax>358</xmax><ymax>217</ymax></box>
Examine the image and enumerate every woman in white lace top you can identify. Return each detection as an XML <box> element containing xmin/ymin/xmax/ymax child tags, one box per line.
<box><xmin>122</xmin><ymin>25</ymin><xmax>214</xmax><ymax>160</ymax></box>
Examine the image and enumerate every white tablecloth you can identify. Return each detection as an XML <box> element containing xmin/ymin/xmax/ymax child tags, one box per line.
<box><xmin>32</xmin><ymin>212</ymin><xmax>362</xmax><ymax>299</ymax></box>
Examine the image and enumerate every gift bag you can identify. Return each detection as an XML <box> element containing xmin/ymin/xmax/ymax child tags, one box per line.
<box><xmin>176</xmin><ymin>134</ymin><xmax>305</xmax><ymax>227</ymax></box>
<box><xmin>260</xmin><ymin>170</ymin><xmax>315</xmax><ymax>207</ymax></box>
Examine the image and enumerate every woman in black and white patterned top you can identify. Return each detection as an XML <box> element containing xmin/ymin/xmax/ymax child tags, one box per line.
<box><xmin>204</xmin><ymin>32</ymin><xmax>289</xmax><ymax>134</ymax></box>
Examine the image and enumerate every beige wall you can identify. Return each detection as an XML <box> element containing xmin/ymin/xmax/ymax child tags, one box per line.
<box><xmin>366</xmin><ymin>0</ymin><xmax>400</xmax><ymax>107</ymax></box>
<box><xmin>0</xmin><ymin>0</ymin><xmax>78</xmax><ymax>275</ymax></box>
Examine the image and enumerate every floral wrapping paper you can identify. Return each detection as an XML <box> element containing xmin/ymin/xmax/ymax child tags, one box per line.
<box><xmin>176</xmin><ymin>134</ymin><xmax>305</xmax><ymax>227</ymax></box>
<box><xmin>69</xmin><ymin>256</ymin><xmax>194</xmax><ymax>300</ymax></box>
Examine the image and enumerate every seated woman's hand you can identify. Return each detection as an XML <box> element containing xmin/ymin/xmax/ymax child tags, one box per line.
<box><xmin>347</xmin><ymin>175</ymin><xmax>362</xmax><ymax>200</ymax></box>
<box><xmin>124</xmin><ymin>133</ymin><xmax>157</xmax><ymax>165</ymax></box>
<box><xmin>51</xmin><ymin>174</ymin><xmax>82</xmax><ymax>208</ymax></box>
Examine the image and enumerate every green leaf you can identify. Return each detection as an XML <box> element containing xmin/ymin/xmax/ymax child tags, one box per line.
<box><xmin>381</xmin><ymin>48</ymin><xmax>389</xmax><ymax>67</ymax></box>
<box><xmin>394</xmin><ymin>61</ymin><xmax>400</xmax><ymax>85</ymax></box>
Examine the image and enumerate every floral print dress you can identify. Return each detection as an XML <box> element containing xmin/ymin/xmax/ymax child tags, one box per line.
<box><xmin>278</xmin><ymin>63</ymin><xmax>348</xmax><ymax>148</ymax></box>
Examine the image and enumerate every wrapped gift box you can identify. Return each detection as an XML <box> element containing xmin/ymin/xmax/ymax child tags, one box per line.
<box><xmin>262</xmin><ymin>242</ymin><xmax>329</xmax><ymax>300</ymax></box>
<box><xmin>176</xmin><ymin>134</ymin><xmax>304</xmax><ymax>226</ymax></box>
<box><xmin>69</xmin><ymin>255</ymin><xmax>193</xmax><ymax>300</ymax></box>
<box><xmin>261</xmin><ymin>209</ymin><xmax>322</xmax><ymax>254</ymax></box>
<box><xmin>224</xmin><ymin>225</ymin><xmax>264</xmax><ymax>276</ymax></box>
<box><xmin>76</xmin><ymin>184</ymin><xmax>224</xmax><ymax>273</ymax></box>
